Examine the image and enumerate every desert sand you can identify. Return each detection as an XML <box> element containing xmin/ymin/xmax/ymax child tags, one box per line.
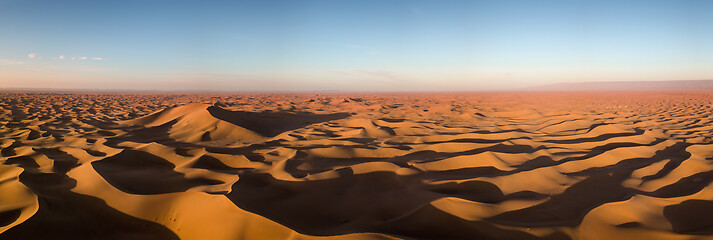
<box><xmin>1</xmin><ymin>91</ymin><xmax>713</xmax><ymax>240</ymax></box>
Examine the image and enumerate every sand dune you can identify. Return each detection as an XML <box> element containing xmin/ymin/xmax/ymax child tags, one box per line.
<box><xmin>2</xmin><ymin>91</ymin><xmax>713</xmax><ymax>239</ymax></box>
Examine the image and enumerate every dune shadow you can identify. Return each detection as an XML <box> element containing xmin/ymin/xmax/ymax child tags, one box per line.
<box><xmin>227</xmin><ymin>171</ymin><xmax>434</xmax><ymax>236</ymax></box>
<box><xmin>206</xmin><ymin>106</ymin><xmax>350</xmax><ymax>137</ymax></box>
<box><xmin>664</xmin><ymin>200</ymin><xmax>713</xmax><ymax>234</ymax></box>
<box><xmin>92</xmin><ymin>149</ymin><xmax>223</xmax><ymax>194</ymax></box>
<box><xmin>0</xmin><ymin>209</ymin><xmax>21</xmax><ymax>227</ymax></box>
<box><xmin>488</xmin><ymin>171</ymin><xmax>634</xmax><ymax>227</ymax></box>
<box><xmin>227</xmin><ymin>170</ymin><xmax>555</xmax><ymax>239</ymax></box>
<box><xmin>425</xmin><ymin>180</ymin><xmax>548</xmax><ymax>203</ymax></box>
<box><xmin>488</xmin><ymin>142</ymin><xmax>692</xmax><ymax>227</ymax></box>
<box><xmin>0</xmin><ymin>164</ymin><xmax>179</xmax><ymax>240</ymax></box>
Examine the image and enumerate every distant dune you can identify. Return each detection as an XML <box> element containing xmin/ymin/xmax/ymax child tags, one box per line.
<box><xmin>2</xmin><ymin>91</ymin><xmax>713</xmax><ymax>239</ymax></box>
<box><xmin>529</xmin><ymin>79</ymin><xmax>713</xmax><ymax>91</ymax></box>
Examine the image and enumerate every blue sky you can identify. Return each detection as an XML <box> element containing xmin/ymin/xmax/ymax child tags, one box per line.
<box><xmin>1</xmin><ymin>0</ymin><xmax>712</xmax><ymax>91</ymax></box>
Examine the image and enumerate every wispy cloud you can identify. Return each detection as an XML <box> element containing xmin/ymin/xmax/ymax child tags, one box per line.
<box><xmin>70</xmin><ymin>56</ymin><xmax>103</xmax><ymax>60</ymax></box>
<box><xmin>27</xmin><ymin>53</ymin><xmax>104</xmax><ymax>61</ymax></box>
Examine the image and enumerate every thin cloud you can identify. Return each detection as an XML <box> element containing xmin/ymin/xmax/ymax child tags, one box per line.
<box><xmin>345</xmin><ymin>44</ymin><xmax>361</xmax><ymax>48</ymax></box>
<box><xmin>24</xmin><ymin>53</ymin><xmax>103</xmax><ymax>61</ymax></box>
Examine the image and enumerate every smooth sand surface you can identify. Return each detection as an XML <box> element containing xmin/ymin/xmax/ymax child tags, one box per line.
<box><xmin>1</xmin><ymin>91</ymin><xmax>713</xmax><ymax>239</ymax></box>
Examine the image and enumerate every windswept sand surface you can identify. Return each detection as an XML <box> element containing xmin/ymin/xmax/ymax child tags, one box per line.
<box><xmin>2</xmin><ymin>91</ymin><xmax>713</xmax><ymax>240</ymax></box>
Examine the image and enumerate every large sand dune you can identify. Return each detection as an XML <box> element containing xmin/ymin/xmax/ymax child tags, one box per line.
<box><xmin>2</xmin><ymin>91</ymin><xmax>713</xmax><ymax>239</ymax></box>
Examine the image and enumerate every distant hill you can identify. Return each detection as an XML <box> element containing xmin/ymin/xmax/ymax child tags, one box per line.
<box><xmin>528</xmin><ymin>80</ymin><xmax>713</xmax><ymax>91</ymax></box>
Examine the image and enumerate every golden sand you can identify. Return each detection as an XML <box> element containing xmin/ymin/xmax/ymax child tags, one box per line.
<box><xmin>1</xmin><ymin>91</ymin><xmax>713</xmax><ymax>239</ymax></box>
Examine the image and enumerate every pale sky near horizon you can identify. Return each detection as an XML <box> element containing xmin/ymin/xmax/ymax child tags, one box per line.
<box><xmin>1</xmin><ymin>0</ymin><xmax>712</xmax><ymax>92</ymax></box>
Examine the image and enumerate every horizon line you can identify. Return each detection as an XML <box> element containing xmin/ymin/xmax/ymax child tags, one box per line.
<box><xmin>3</xmin><ymin>79</ymin><xmax>713</xmax><ymax>94</ymax></box>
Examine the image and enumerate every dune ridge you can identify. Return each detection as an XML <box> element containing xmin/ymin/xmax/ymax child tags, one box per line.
<box><xmin>2</xmin><ymin>91</ymin><xmax>713</xmax><ymax>239</ymax></box>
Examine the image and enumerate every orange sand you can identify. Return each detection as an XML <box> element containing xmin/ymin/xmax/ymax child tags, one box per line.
<box><xmin>1</xmin><ymin>91</ymin><xmax>713</xmax><ymax>240</ymax></box>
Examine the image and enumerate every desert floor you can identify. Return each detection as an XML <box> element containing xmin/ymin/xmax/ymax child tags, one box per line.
<box><xmin>1</xmin><ymin>91</ymin><xmax>713</xmax><ymax>240</ymax></box>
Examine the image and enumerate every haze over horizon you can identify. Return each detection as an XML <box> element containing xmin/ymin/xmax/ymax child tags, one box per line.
<box><xmin>1</xmin><ymin>0</ymin><xmax>712</xmax><ymax>92</ymax></box>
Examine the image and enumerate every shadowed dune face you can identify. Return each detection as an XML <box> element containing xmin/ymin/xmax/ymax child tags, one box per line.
<box><xmin>2</xmin><ymin>91</ymin><xmax>713</xmax><ymax>239</ymax></box>
<box><xmin>664</xmin><ymin>200</ymin><xmax>713</xmax><ymax>234</ymax></box>
<box><xmin>92</xmin><ymin>149</ymin><xmax>225</xmax><ymax>194</ymax></box>
<box><xmin>206</xmin><ymin>106</ymin><xmax>351</xmax><ymax>137</ymax></box>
